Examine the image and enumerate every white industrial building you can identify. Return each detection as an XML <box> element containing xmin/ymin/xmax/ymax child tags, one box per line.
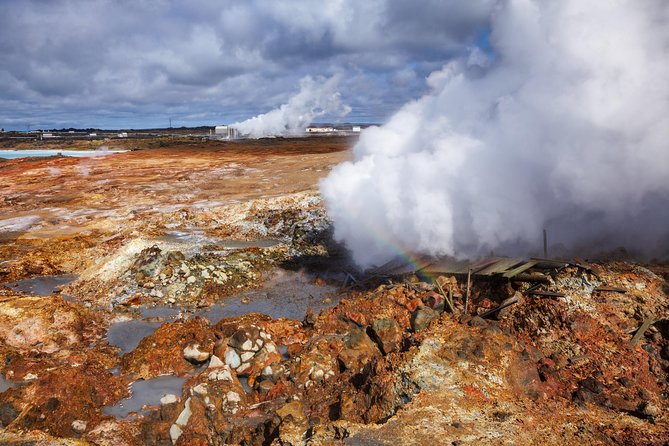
<box><xmin>214</xmin><ymin>125</ymin><xmax>239</xmax><ymax>139</ymax></box>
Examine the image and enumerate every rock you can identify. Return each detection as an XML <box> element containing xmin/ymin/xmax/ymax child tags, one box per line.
<box><xmin>170</xmin><ymin>397</ymin><xmax>192</xmax><ymax>444</ymax></box>
<box><xmin>275</xmin><ymin>400</ymin><xmax>308</xmax><ymax>445</ymax></box>
<box><xmin>496</xmin><ymin>292</ymin><xmax>523</xmax><ymax>320</ymax></box>
<box><xmin>121</xmin><ymin>318</ymin><xmax>215</xmax><ymax>379</ymax></box>
<box><xmin>222</xmin><ymin>390</ymin><xmax>242</xmax><ymax>414</ymax></box>
<box><xmin>224</xmin><ymin>325</ymin><xmax>281</xmax><ymax>377</ymax></box>
<box><xmin>183</xmin><ymin>343</ymin><xmax>212</xmax><ymax>363</ymax></box>
<box><xmin>303</xmin><ymin>308</ymin><xmax>317</xmax><ymax>327</ymax></box>
<box><xmin>411</xmin><ymin>306</ymin><xmax>439</xmax><ymax>331</ymax></box>
<box><xmin>186</xmin><ymin>275</ymin><xmax>196</xmax><ymax>284</ymax></box>
<box><xmin>208</xmin><ymin>366</ymin><xmax>233</xmax><ymax>382</ymax></box>
<box><xmin>639</xmin><ymin>401</ymin><xmax>661</xmax><ymax>420</ymax></box>
<box><xmin>169</xmin><ymin>424</ymin><xmax>182</xmax><ymax>445</ymax></box>
<box><xmin>423</xmin><ymin>291</ymin><xmax>445</xmax><ymax>312</ymax></box>
<box><xmin>71</xmin><ymin>419</ymin><xmax>87</xmax><ymax>433</ymax></box>
<box><xmin>160</xmin><ymin>394</ymin><xmax>178</xmax><ymax>405</ymax></box>
<box><xmin>660</xmin><ymin>345</ymin><xmax>669</xmax><ymax>361</ymax></box>
<box><xmin>338</xmin><ymin>329</ymin><xmax>381</xmax><ymax>372</ymax></box>
<box><xmin>468</xmin><ymin>316</ymin><xmax>489</xmax><ymax>328</ymax></box>
<box><xmin>224</xmin><ymin>349</ymin><xmax>241</xmax><ymax>369</ymax></box>
<box><xmin>370</xmin><ymin>319</ymin><xmax>403</xmax><ymax>355</ymax></box>
<box><xmin>190</xmin><ymin>383</ymin><xmax>208</xmax><ymax>396</ymax></box>
<box><xmin>208</xmin><ymin>354</ymin><xmax>225</xmax><ymax>368</ymax></box>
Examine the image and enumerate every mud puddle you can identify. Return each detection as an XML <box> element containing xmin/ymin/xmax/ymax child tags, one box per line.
<box><xmin>107</xmin><ymin>320</ymin><xmax>166</xmax><ymax>353</ymax></box>
<box><xmin>0</xmin><ymin>376</ymin><xmax>16</xmax><ymax>393</ymax></box>
<box><xmin>1</xmin><ymin>274</ymin><xmax>76</xmax><ymax>296</ymax></box>
<box><xmin>102</xmin><ymin>375</ymin><xmax>187</xmax><ymax>419</ymax></box>
<box><xmin>157</xmin><ymin>230</ymin><xmax>283</xmax><ymax>251</ymax></box>
<box><xmin>107</xmin><ymin>269</ymin><xmax>338</xmax><ymax>356</ymax></box>
<box><xmin>195</xmin><ymin>269</ymin><xmax>339</xmax><ymax>322</ymax></box>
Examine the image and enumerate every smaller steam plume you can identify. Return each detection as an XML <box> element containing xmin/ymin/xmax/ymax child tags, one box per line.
<box><xmin>232</xmin><ymin>75</ymin><xmax>351</xmax><ymax>138</ymax></box>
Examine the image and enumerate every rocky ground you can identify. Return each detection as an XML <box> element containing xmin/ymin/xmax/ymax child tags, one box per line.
<box><xmin>0</xmin><ymin>137</ymin><xmax>667</xmax><ymax>445</ymax></box>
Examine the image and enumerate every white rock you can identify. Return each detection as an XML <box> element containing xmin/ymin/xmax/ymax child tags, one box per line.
<box><xmin>225</xmin><ymin>349</ymin><xmax>241</xmax><ymax>369</ymax></box>
<box><xmin>183</xmin><ymin>344</ymin><xmax>211</xmax><ymax>362</ymax></box>
<box><xmin>160</xmin><ymin>394</ymin><xmax>178</xmax><ymax>405</ymax></box>
<box><xmin>71</xmin><ymin>419</ymin><xmax>87</xmax><ymax>433</ymax></box>
<box><xmin>186</xmin><ymin>275</ymin><xmax>196</xmax><ymax>284</ymax></box>
<box><xmin>311</xmin><ymin>368</ymin><xmax>324</xmax><ymax>381</ymax></box>
<box><xmin>208</xmin><ymin>354</ymin><xmax>224</xmax><ymax>368</ymax></box>
<box><xmin>240</xmin><ymin>351</ymin><xmax>255</xmax><ymax>362</ymax></box>
<box><xmin>23</xmin><ymin>373</ymin><xmax>38</xmax><ymax>381</ymax></box>
<box><xmin>169</xmin><ymin>424</ymin><xmax>182</xmax><ymax>444</ymax></box>
<box><xmin>236</xmin><ymin>362</ymin><xmax>250</xmax><ymax>373</ymax></box>
<box><xmin>226</xmin><ymin>391</ymin><xmax>241</xmax><ymax>403</ymax></box>
<box><xmin>262</xmin><ymin>366</ymin><xmax>273</xmax><ymax>377</ymax></box>
<box><xmin>191</xmin><ymin>383</ymin><xmax>208</xmax><ymax>396</ymax></box>
<box><xmin>175</xmin><ymin>397</ymin><xmax>192</xmax><ymax>427</ymax></box>
<box><xmin>241</xmin><ymin>340</ymin><xmax>253</xmax><ymax>351</ymax></box>
<box><xmin>208</xmin><ymin>368</ymin><xmax>233</xmax><ymax>382</ymax></box>
<box><xmin>265</xmin><ymin>343</ymin><xmax>277</xmax><ymax>354</ymax></box>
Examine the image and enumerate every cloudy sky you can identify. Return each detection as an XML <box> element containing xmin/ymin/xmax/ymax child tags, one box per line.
<box><xmin>0</xmin><ymin>0</ymin><xmax>495</xmax><ymax>130</ymax></box>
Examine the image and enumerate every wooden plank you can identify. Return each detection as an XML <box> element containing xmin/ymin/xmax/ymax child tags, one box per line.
<box><xmin>421</xmin><ymin>258</ymin><xmax>471</xmax><ymax>275</ymax></box>
<box><xmin>502</xmin><ymin>260</ymin><xmax>539</xmax><ymax>278</ymax></box>
<box><xmin>527</xmin><ymin>290</ymin><xmax>566</xmax><ymax>298</ymax></box>
<box><xmin>477</xmin><ymin>258</ymin><xmax>524</xmax><ymax>276</ymax></box>
<box><xmin>593</xmin><ymin>286</ymin><xmax>627</xmax><ymax>294</ymax></box>
<box><xmin>529</xmin><ymin>258</ymin><xmax>570</xmax><ymax>269</ymax></box>
<box><xmin>470</xmin><ymin>258</ymin><xmax>504</xmax><ymax>274</ymax></box>
<box><xmin>629</xmin><ymin>317</ymin><xmax>655</xmax><ymax>348</ymax></box>
<box><xmin>512</xmin><ymin>273</ymin><xmax>551</xmax><ymax>284</ymax></box>
<box><xmin>479</xmin><ymin>295</ymin><xmax>520</xmax><ymax>318</ymax></box>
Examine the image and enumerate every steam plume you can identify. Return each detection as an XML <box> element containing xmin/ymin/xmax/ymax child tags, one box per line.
<box><xmin>232</xmin><ymin>75</ymin><xmax>351</xmax><ymax>138</ymax></box>
<box><xmin>321</xmin><ymin>0</ymin><xmax>669</xmax><ymax>267</ymax></box>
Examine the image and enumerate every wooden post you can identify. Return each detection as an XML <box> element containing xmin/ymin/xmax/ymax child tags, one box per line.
<box><xmin>464</xmin><ymin>267</ymin><xmax>471</xmax><ymax>315</ymax></box>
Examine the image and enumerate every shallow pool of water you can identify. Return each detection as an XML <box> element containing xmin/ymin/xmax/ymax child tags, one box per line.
<box><xmin>107</xmin><ymin>320</ymin><xmax>164</xmax><ymax>353</ymax></box>
<box><xmin>102</xmin><ymin>375</ymin><xmax>186</xmax><ymax>419</ymax></box>
<box><xmin>157</xmin><ymin>230</ymin><xmax>283</xmax><ymax>251</ymax></box>
<box><xmin>0</xmin><ymin>149</ymin><xmax>125</xmax><ymax>160</ymax></box>
<box><xmin>1</xmin><ymin>274</ymin><xmax>77</xmax><ymax>296</ymax></box>
<box><xmin>0</xmin><ymin>376</ymin><xmax>15</xmax><ymax>393</ymax></box>
<box><xmin>196</xmin><ymin>269</ymin><xmax>339</xmax><ymax>322</ymax></box>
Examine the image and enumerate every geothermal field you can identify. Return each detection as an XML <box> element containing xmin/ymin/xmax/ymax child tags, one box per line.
<box><xmin>1</xmin><ymin>0</ymin><xmax>668</xmax><ymax>445</ymax></box>
<box><xmin>0</xmin><ymin>134</ymin><xmax>667</xmax><ymax>445</ymax></box>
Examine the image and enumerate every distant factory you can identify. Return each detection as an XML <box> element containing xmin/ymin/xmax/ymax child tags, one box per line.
<box><xmin>214</xmin><ymin>125</ymin><xmax>240</xmax><ymax>139</ymax></box>
<box><xmin>212</xmin><ymin>124</ymin><xmax>364</xmax><ymax>139</ymax></box>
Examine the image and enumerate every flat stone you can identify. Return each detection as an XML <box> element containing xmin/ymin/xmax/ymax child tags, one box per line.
<box><xmin>411</xmin><ymin>306</ymin><xmax>439</xmax><ymax>331</ymax></box>
<box><xmin>183</xmin><ymin>343</ymin><xmax>211</xmax><ymax>363</ymax></box>
<box><xmin>160</xmin><ymin>394</ymin><xmax>178</xmax><ymax>405</ymax></box>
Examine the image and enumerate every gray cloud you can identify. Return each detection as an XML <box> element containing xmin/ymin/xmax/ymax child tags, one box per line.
<box><xmin>0</xmin><ymin>0</ymin><xmax>494</xmax><ymax>129</ymax></box>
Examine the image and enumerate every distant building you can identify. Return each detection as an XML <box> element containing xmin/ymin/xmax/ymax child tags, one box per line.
<box><xmin>306</xmin><ymin>126</ymin><xmax>336</xmax><ymax>133</ymax></box>
<box><xmin>117</xmin><ymin>132</ymin><xmax>128</xmax><ymax>138</ymax></box>
<box><xmin>352</xmin><ymin>126</ymin><xmax>361</xmax><ymax>133</ymax></box>
<box><xmin>214</xmin><ymin>125</ymin><xmax>239</xmax><ymax>139</ymax></box>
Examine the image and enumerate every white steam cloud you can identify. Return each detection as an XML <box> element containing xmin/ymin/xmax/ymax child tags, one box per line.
<box><xmin>322</xmin><ymin>0</ymin><xmax>669</xmax><ymax>267</ymax></box>
<box><xmin>232</xmin><ymin>75</ymin><xmax>351</xmax><ymax>138</ymax></box>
